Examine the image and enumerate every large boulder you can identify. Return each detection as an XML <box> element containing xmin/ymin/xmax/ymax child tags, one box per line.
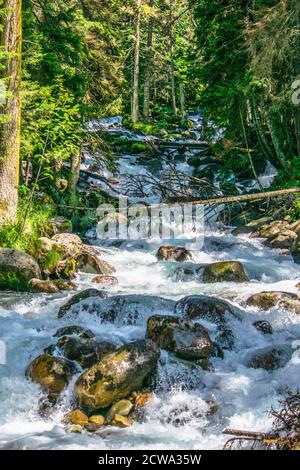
<box><xmin>74</xmin><ymin>340</ymin><xmax>160</xmax><ymax>409</ymax></box>
<box><xmin>0</xmin><ymin>248</ymin><xmax>41</xmax><ymax>291</ymax></box>
<box><xmin>147</xmin><ymin>315</ymin><xmax>212</xmax><ymax>360</ymax></box>
<box><xmin>58</xmin><ymin>288</ymin><xmax>107</xmax><ymax>318</ymax></box>
<box><xmin>26</xmin><ymin>354</ymin><xmax>76</xmax><ymax>397</ymax></box>
<box><xmin>59</xmin><ymin>293</ymin><xmax>176</xmax><ymax>325</ymax></box>
<box><xmin>156</xmin><ymin>246</ymin><xmax>192</xmax><ymax>262</ymax></box>
<box><xmin>45</xmin><ymin>334</ymin><xmax>115</xmax><ymax>369</ymax></box>
<box><xmin>51</xmin><ymin>233</ymin><xmax>83</xmax><ymax>258</ymax></box>
<box><xmin>175</xmin><ymin>295</ymin><xmax>241</xmax><ymax>326</ymax></box>
<box><xmin>37</xmin><ymin>234</ymin><xmax>115</xmax><ymax>279</ymax></box>
<box><xmin>247</xmin><ymin>346</ymin><xmax>292</xmax><ymax>371</ymax></box>
<box><xmin>76</xmin><ymin>245</ymin><xmax>115</xmax><ymax>275</ymax></box>
<box><xmin>246</xmin><ymin>291</ymin><xmax>300</xmax><ymax>314</ymax></box>
<box><xmin>202</xmin><ymin>261</ymin><xmax>249</xmax><ymax>283</ymax></box>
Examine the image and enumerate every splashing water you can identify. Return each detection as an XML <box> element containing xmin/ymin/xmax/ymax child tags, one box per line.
<box><xmin>0</xmin><ymin>118</ymin><xmax>299</xmax><ymax>450</ymax></box>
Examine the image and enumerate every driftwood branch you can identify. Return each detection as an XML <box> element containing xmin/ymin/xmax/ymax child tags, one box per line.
<box><xmin>223</xmin><ymin>428</ymin><xmax>278</xmax><ymax>439</ymax></box>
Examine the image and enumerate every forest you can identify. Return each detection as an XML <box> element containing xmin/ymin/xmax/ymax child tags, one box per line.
<box><xmin>0</xmin><ymin>0</ymin><xmax>300</xmax><ymax>453</ymax></box>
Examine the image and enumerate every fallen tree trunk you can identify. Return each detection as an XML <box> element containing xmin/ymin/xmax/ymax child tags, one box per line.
<box><xmin>163</xmin><ymin>187</ymin><xmax>300</xmax><ymax>207</ymax></box>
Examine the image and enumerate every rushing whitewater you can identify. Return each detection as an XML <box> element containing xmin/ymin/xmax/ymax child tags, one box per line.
<box><xmin>0</xmin><ymin>118</ymin><xmax>299</xmax><ymax>450</ymax></box>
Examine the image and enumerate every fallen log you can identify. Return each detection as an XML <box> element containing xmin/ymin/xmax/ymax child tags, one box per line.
<box><xmin>153</xmin><ymin>187</ymin><xmax>300</xmax><ymax>208</ymax></box>
<box><xmin>223</xmin><ymin>428</ymin><xmax>279</xmax><ymax>439</ymax></box>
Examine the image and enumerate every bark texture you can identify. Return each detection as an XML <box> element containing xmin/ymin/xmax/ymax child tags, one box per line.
<box><xmin>0</xmin><ymin>0</ymin><xmax>22</xmax><ymax>223</ymax></box>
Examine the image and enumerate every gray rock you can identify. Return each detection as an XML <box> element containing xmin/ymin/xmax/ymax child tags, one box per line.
<box><xmin>147</xmin><ymin>315</ymin><xmax>212</xmax><ymax>360</ymax></box>
<box><xmin>175</xmin><ymin>295</ymin><xmax>241</xmax><ymax>326</ymax></box>
<box><xmin>0</xmin><ymin>248</ymin><xmax>41</xmax><ymax>291</ymax></box>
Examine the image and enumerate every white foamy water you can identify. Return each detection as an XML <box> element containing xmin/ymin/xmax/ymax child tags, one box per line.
<box><xmin>0</xmin><ymin>227</ymin><xmax>300</xmax><ymax>450</ymax></box>
<box><xmin>0</xmin><ymin>116</ymin><xmax>299</xmax><ymax>450</ymax></box>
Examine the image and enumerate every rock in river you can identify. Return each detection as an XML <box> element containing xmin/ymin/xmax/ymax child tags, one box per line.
<box><xmin>59</xmin><ymin>293</ymin><xmax>176</xmax><ymax>325</ymax></box>
<box><xmin>147</xmin><ymin>315</ymin><xmax>212</xmax><ymax>360</ymax></box>
<box><xmin>45</xmin><ymin>335</ymin><xmax>115</xmax><ymax>369</ymax></box>
<box><xmin>0</xmin><ymin>248</ymin><xmax>41</xmax><ymax>291</ymax></box>
<box><xmin>202</xmin><ymin>261</ymin><xmax>249</xmax><ymax>283</ymax></box>
<box><xmin>246</xmin><ymin>291</ymin><xmax>300</xmax><ymax>314</ymax></box>
<box><xmin>156</xmin><ymin>246</ymin><xmax>192</xmax><ymax>262</ymax></box>
<box><xmin>175</xmin><ymin>295</ymin><xmax>241</xmax><ymax>327</ymax></box>
<box><xmin>74</xmin><ymin>340</ymin><xmax>160</xmax><ymax>409</ymax></box>
<box><xmin>26</xmin><ymin>354</ymin><xmax>76</xmax><ymax>397</ymax></box>
<box><xmin>58</xmin><ymin>288</ymin><xmax>107</xmax><ymax>318</ymax></box>
<box><xmin>247</xmin><ymin>346</ymin><xmax>292</xmax><ymax>371</ymax></box>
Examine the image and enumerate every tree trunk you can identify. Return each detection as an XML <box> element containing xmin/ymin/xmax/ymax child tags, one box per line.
<box><xmin>168</xmin><ymin>2</ymin><xmax>177</xmax><ymax>117</ymax></box>
<box><xmin>68</xmin><ymin>147</ymin><xmax>82</xmax><ymax>194</ymax></box>
<box><xmin>143</xmin><ymin>0</ymin><xmax>154</xmax><ymax>119</ymax></box>
<box><xmin>179</xmin><ymin>83</ymin><xmax>186</xmax><ymax>120</ymax></box>
<box><xmin>132</xmin><ymin>0</ymin><xmax>142</xmax><ymax>124</ymax></box>
<box><xmin>0</xmin><ymin>0</ymin><xmax>22</xmax><ymax>223</ymax></box>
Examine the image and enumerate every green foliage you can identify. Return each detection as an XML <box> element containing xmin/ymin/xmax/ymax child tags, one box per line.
<box><xmin>0</xmin><ymin>196</ymin><xmax>55</xmax><ymax>255</ymax></box>
<box><xmin>21</xmin><ymin>78</ymin><xmax>82</xmax><ymax>189</ymax></box>
<box><xmin>38</xmin><ymin>246</ymin><xmax>63</xmax><ymax>273</ymax></box>
<box><xmin>0</xmin><ymin>271</ymin><xmax>29</xmax><ymax>292</ymax></box>
<box><xmin>290</xmin><ymin>196</ymin><xmax>300</xmax><ymax>221</ymax></box>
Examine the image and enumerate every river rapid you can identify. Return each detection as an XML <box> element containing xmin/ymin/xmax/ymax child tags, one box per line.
<box><xmin>0</xmin><ymin>117</ymin><xmax>299</xmax><ymax>450</ymax></box>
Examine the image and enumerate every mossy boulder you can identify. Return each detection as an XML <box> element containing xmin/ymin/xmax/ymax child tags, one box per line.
<box><xmin>51</xmin><ymin>233</ymin><xmax>83</xmax><ymax>258</ymax></box>
<box><xmin>58</xmin><ymin>288</ymin><xmax>107</xmax><ymax>318</ymax></box>
<box><xmin>26</xmin><ymin>354</ymin><xmax>76</xmax><ymax>397</ymax></box>
<box><xmin>246</xmin><ymin>291</ymin><xmax>300</xmax><ymax>314</ymax></box>
<box><xmin>74</xmin><ymin>340</ymin><xmax>160</xmax><ymax>409</ymax></box>
<box><xmin>0</xmin><ymin>248</ymin><xmax>41</xmax><ymax>291</ymax></box>
<box><xmin>37</xmin><ymin>234</ymin><xmax>115</xmax><ymax>279</ymax></box>
<box><xmin>45</xmin><ymin>335</ymin><xmax>115</xmax><ymax>369</ymax></box>
<box><xmin>175</xmin><ymin>295</ymin><xmax>241</xmax><ymax>327</ymax></box>
<box><xmin>203</xmin><ymin>261</ymin><xmax>249</xmax><ymax>283</ymax></box>
<box><xmin>156</xmin><ymin>246</ymin><xmax>192</xmax><ymax>262</ymax></box>
<box><xmin>147</xmin><ymin>315</ymin><xmax>212</xmax><ymax>360</ymax></box>
<box><xmin>247</xmin><ymin>346</ymin><xmax>292</xmax><ymax>371</ymax></box>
